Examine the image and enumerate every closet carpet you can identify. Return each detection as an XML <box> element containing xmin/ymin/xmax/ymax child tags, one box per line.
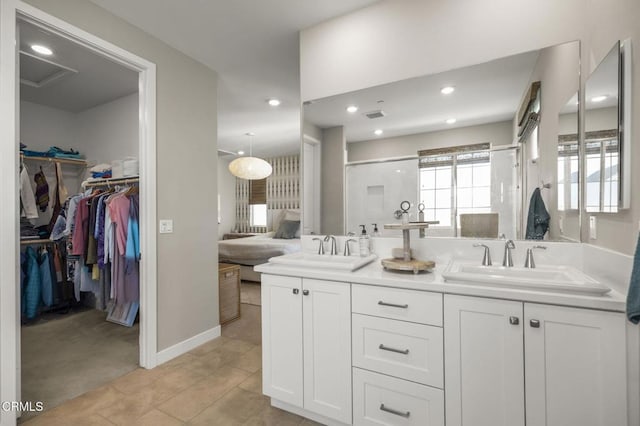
<box><xmin>21</xmin><ymin>302</ymin><xmax>321</xmax><ymax>425</ymax></box>
<box><xmin>20</xmin><ymin>309</ymin><xmax>139</xmax><ymax>422</ymax></box>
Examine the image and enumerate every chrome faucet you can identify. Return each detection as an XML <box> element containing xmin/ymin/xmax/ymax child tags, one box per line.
<box><xmin>473</xmin><ymin>243</ymin><xmax>492</xmax><ymax>266</ymax></box>
<box><xmin>312</xmin><ymin>237</ymin><xmax>325</xmax><ymax>255</ymax></box>
<box><xmin>344</xmin><ymin>239</ymin><xmax>357</xmax><ymax>256</ymax></box>
<box><xmin>524</xmin><ymin>245</ymin><xmax>547</xmax><ymax>268</ymax></box>
<box><xmin>502</xmin><ymin>239</ymin><xmax>516</xmax><ymax>267</ymax></box>
<box><xmin>324</xmin><ymin>235</ymin><xmax>338</xmax><ymax>255</ymax></box>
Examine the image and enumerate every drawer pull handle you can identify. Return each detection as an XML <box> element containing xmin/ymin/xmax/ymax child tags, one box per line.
<box><xmin>380</xmin><ymin>403</ymin><xmax>410</xmax><ymax>418</ymax></box>
<box><xmin>509</xmin><ymin>316</ymin><xmax>519</xmax><ymax>325</ymax></box>
<box><xmin>379</xmin><ymin>344</ymin><xmax>409</xmax><ymax>355</ymax></box>
<box><xmin>530</xmin><ymin>319</ymin><xmax>541</xmax><ymax>328</ymax></box>
<box><xmin>303</xmin><ymin>289</ymin><xmax>309</xmax><ymax>296</ymax></box>
<box><xmin>292</xmin><ymin>288</ymin><xmax>299</xmax><ymax>295</ymax></box>
<box><xmin>378</xmin><ymin>301</ymin><xmax>409</xmax><ymax>309</ymax></box>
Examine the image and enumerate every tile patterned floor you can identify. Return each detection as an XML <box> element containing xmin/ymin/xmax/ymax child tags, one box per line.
<box><xmin>22</xmin><ymin>303</ymin><xmax>321</xmax><ymax>425</ymax></box>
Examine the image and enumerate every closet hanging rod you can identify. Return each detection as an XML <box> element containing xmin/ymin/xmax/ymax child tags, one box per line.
<box><xmin>20</xmin><ymin>238</ymin><xmax>54</xmax><ymax>245</ymax></box>
<box><xmin>20</xmin><ymin>154</ymin><xmax>88</xmax><ymax>167</ymax></box>
<box><xmin>82</xmin><ymin>176</ymin><xmax>140</xmax><ymax>188</ymax></box>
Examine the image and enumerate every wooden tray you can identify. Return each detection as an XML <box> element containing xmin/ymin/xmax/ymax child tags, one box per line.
<box><xmin>381</xmin><ymin>258</ymin><xmax>435</xmax><ymax>274</ymax></box>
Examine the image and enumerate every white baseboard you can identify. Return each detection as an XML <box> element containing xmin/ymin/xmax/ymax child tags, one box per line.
<box><xmin>155</xmin><ymin>325</ymin><xmax>221</xmax><ymax>365</ymax></box>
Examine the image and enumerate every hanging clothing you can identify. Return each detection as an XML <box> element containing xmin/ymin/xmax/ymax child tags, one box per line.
<box><xmin>34</xmin><ymin>168</ymin><xmax>49</xmax><ymax>212</ymax></box>
<box><xmin>20</xmin><ymin>165</ymin><xmax>38</xmax><ymax>220</ymax></box>
<box><xmin>39</xmin><ymin>248</ymin><xmax>54</xmax><ymax>307</ymax></box>
<box><xmin>23</xmin><ymin>247</ymin><xmax>41</xmax><ymax>319</ymax></box>
<box><xmin>525</xmin><ymin>188</ymin><xmax>550</xmax><ymax>240</ymax></box>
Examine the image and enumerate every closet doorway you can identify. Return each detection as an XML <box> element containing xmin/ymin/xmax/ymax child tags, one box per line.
<box><xmin>0</xmin><ymin>3</ymin><xmax>157</xmax><ymax>423</ymax></box>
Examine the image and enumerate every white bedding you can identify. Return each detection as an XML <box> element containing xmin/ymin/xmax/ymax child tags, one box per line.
<box><xmin>218</xmin><ymin>233</ymin><xmax>301</xmax><ymax>266</ymax></box>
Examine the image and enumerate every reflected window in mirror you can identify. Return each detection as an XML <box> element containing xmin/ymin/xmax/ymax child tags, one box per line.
<box><xmin>557</xmin><ymin>137</ymin><xmax>579</xmax><ymax>211</ymax></box>
<box><xmin>419</xmin><ymin>143</ymin><xmax>491</xmax><ymax>233</ymax></box>
<box><xmin>585</xmin><ymin>131</ymin><xmax>619</xmax><ymax>213</ymax></box>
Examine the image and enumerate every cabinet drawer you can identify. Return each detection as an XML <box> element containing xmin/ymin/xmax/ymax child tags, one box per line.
<box><xmin>352</xmin><ymin>313</ymin><xmax>443</xmax><ymax>388</ymax></box>
<box><xmin>352</xmin><ymin>284</ymin><xmax>442</xmax><ymax>326</ymax></box>
<box><xmin>353</xmin><ymin>367</ymin><xmax>444</xmax><ymax>426</ymax></box>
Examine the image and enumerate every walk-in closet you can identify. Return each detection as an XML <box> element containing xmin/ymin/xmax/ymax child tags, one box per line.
<box><xmin>18</xmin><ymin>19</ymin><xmax>141</xmax><ymax>417</ymax></box>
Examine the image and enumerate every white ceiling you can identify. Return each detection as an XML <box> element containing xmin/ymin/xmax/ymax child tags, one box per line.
<box><xmin>19</xmin><ymin>20</ymin><xmax>138</xmax><ymax>112</ymax></box>
<box><xmin>304</xmin><ymin>50</ymin><xmax>540</xmax><ymax>143</ymax></box>
<box><xmin>89</xmin><ymin>0</ymin><xmax>380</xmax><ymax>157</ymax></box>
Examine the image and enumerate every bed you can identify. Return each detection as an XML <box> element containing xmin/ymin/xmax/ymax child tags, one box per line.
<box><xmin>218</xmin><ymin>209</ymin><xmax>302</xmax><ymax>281</ymax></box>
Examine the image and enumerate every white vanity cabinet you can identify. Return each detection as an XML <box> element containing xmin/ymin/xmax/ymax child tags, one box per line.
<box><xmin>444</xmin><ymin>294</ymin><xmax>628</xmax><ymax>426</ymax></box>
<box><xmin>261</xmin><ymin>274</ymin><xmax>352</xmax><ymax>424</ymax></box>
<box><xmin>352</xmin><ymin>284</ymin><xmax>445</xmax><ymax>426</ymax></box>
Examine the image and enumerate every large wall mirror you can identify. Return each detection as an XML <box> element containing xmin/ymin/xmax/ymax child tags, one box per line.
<box><xmin>584</xmin><ymin>39</ymin><xmax>632</xmax><ymax>213</ymax></box>
<box><xmin>302</xmin><ymin>40</ymin><xmax>580</xmax><ymax>241</ymax></box>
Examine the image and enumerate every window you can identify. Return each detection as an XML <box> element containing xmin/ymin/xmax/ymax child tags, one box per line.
<box><xmin>249</xmin><ymin>178</ymin><xmax>267</xmax><ymax>227</ymax></box>
<box><xmin>557</xmin><ymin>138</ymin><xmax>579</xmax><ymax>211</ymax></box>
<box><xmin>584</xmin><ymin>130</ymin><xmax>619</xmax><ymax>213</ymax></box>
<box><xmin>419</xmin><ymin>143</ymin><xmax>491</xmax><ymax>229</ymax></box>
<box><xmin>250</xmin><ymin>204</ymin><xmax>267</xmax><ymax>227</ymax></box>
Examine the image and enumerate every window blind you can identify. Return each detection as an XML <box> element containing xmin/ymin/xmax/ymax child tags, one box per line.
<box><xmin>418</xmin><ymin>143</ymin><xmax>490</xmax><ymax>168</ymax></box>
<box><xmin>249</xmin><ymin>178</ymin><xmax>266</xmax><ymax>205</ymax></box>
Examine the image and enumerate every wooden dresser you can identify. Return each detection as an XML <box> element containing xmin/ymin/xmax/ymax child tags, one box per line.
<box><xmin>218</xmin><ymin>263</ymin><xmax>241</xmax><ymax>325</ymax></box>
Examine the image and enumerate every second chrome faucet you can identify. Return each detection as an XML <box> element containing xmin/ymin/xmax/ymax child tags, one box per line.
<box><xmin>502</xmin><ymin>239</ymin><xmax>516</xmax><ymax>267</ymax></box>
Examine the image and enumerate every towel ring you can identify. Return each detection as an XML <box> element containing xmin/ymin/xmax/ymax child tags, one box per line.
<box><xmin>400</xmin><ymin>200</ymin><xmax>410</xmax><ymax>213</ymax></box>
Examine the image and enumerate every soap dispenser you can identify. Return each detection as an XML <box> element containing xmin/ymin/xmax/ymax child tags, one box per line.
<box><xmin>370</xmin><ymin>223</ymin><xmax>380</xmax><ymax>255</ymax></box>
<box><xmin>358</xmin><ymin>224</ymin><xmax>370</xmax><ymax>257</ymax></box>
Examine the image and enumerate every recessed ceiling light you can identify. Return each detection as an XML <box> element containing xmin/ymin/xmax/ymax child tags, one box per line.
<box><xmin>31</xmin><ymin>44</ymin><xmax>52</xmax><ymax>55</ymax></box>
<box><xmin>445</xmin><ymin>118</ymin><xmax>457</xmax><ymax>124</ymax></box>
<box><xmin>374</xmin><ymin>129</ymin><xmax>383</xmax><ymax>136</ymax></box>
<box><xmin>346</xmin><ymin>105</ymin><xmax>358</xmax><ymax>113</ymax></box>
<box><xmin>591</xmin><ymin>95</ymin><xmax>607</xmax><ymax>103</ymax></box>
<box><xmin>441</xmin><ymin>86</ymin><xmax>455</xmax><ymax>95</ymax></box>
<box><xmin>245</xmin><ymin>132</ymin><xmax>255</xmax><ymax>136</ymax></box>
<box><xmin>267</xmin><ymin>98</ymin><xmax>281</xmax><ymax>107</ymax></box>
<box><xmin>237</xmin><ymin>150</ymin><xmax>245</xmax><ymax>155</ymax></box>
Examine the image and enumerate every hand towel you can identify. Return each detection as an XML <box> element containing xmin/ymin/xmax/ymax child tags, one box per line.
<box><xmin>525</xmin><ymin>188</ymin><xmax>549</xmax><ymax>240</ymax></box>
<box><xmin>626</xmin><ymin>233</ymin><xmax>640</xmax><ymax>324</ymax></box>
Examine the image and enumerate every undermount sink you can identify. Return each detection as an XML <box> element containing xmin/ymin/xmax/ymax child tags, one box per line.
<box><xmin>442</xmin><ymin>260</ymin><xmax>610</xmax><ymax>295</ymax></box>
<box><xmin>268</xmin><ymin>252</ymin><xmax>377</xmax><ymax>271</ymax></box>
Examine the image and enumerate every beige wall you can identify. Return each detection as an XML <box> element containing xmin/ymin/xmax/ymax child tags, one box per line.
<box><xmin>348</xmin><ymin>121</ymin><xmax>513</xmax><ymax>162</ymax></box>
<box><xmin>217</xmin><ymin>156</ymin><xmax>236</xmax><ymax>239</ymax></box>
<box><xmin>321</xmin><ymin>126</ymin><xmax>345</xmax><ymax>234</ymax></box>
<box><xmin>301</xmin><ymin>0</ymin><xmax>640</xmax><ymax>256</ymax></box>
<box><xmin>23</xmin><ymin>0</ymin><xmax>219</xmax><ymax>351</ymax></box>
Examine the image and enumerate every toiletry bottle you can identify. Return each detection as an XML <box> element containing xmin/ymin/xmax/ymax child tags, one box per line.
<box><xmin>359</xmin><ymin>225</ymin><xmax>370</xmax><ymax>257</ymax></box>
<box><xmin>370</xmin><ymin>224</ymin><xmax>380</xmax><ymax>255</ymax></box>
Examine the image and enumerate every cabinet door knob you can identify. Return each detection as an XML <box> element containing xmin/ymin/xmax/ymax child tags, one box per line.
<box><xmin>530</xmin><ymin>319</ymin><xmax>541</xmax><ymax>328</ymax></box>
<box><xmin>509</xmin><ymin>316</ymin><xmax>519</xmax><ymax>325</ymax></box>
<box><xmin>292</xmin><ymin>288</ymin><xmax>299</xmax><ymax>295</ymax></box>
<box><xmin>302</xmin><ymin>289</ymin><xmax>309</xmax><ymax>296</ymax></box>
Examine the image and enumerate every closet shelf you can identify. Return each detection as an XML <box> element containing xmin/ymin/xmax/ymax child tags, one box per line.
<box><xmin>20</xmin><ymin>154</ymin><xmax>88</xmax><ymax>167</ymax></box>
<box><xmin>82</xmin><ymin>176</ymin><xmax>139</xmax><ymax>188</ymax></box>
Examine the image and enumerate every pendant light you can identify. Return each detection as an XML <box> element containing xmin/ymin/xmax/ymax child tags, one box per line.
<box><xmin>228</xmin><ymin>132</ymin><xmax>272</xmax><ymax>180</ymax></box>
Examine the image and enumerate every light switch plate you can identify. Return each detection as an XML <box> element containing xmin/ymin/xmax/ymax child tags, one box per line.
<box><xmin>159</xmin><ymin>219</ymin><xmax>173</xmax><ymax>234</ymax></box>
<box><xmin>589</xmin><ymin>216</ymin><xmax>596</xmax><ymax>240</ymax></box>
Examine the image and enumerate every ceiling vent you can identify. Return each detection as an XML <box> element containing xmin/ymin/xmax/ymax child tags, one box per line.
<box><xmin>364</xmin><ymin>110</ymin><xmax>386</xmax><ymax>119</ymax></box>
<box><xmin>20</xmin><ymin>50</ymin><xmax>77</xmax><ymax>88</ymax></box>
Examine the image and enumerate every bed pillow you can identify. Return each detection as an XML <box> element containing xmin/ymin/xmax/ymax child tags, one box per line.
<box><xmin>274</xmin><ymin>220</ymin><xmax>300</xmax><ymax>239</ymax></box>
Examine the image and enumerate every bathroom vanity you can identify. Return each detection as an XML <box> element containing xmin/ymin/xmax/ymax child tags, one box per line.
<box><xmin>256</xmin><ymin>236</ymin><xmax>636</xmax><ymax>426</ymax></box>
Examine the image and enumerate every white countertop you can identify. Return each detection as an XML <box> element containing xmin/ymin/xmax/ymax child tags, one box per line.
<box><xmin>255</xmin><ymin>257</ymin><xmax>627</xmax><ymax>312</ymax></box>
